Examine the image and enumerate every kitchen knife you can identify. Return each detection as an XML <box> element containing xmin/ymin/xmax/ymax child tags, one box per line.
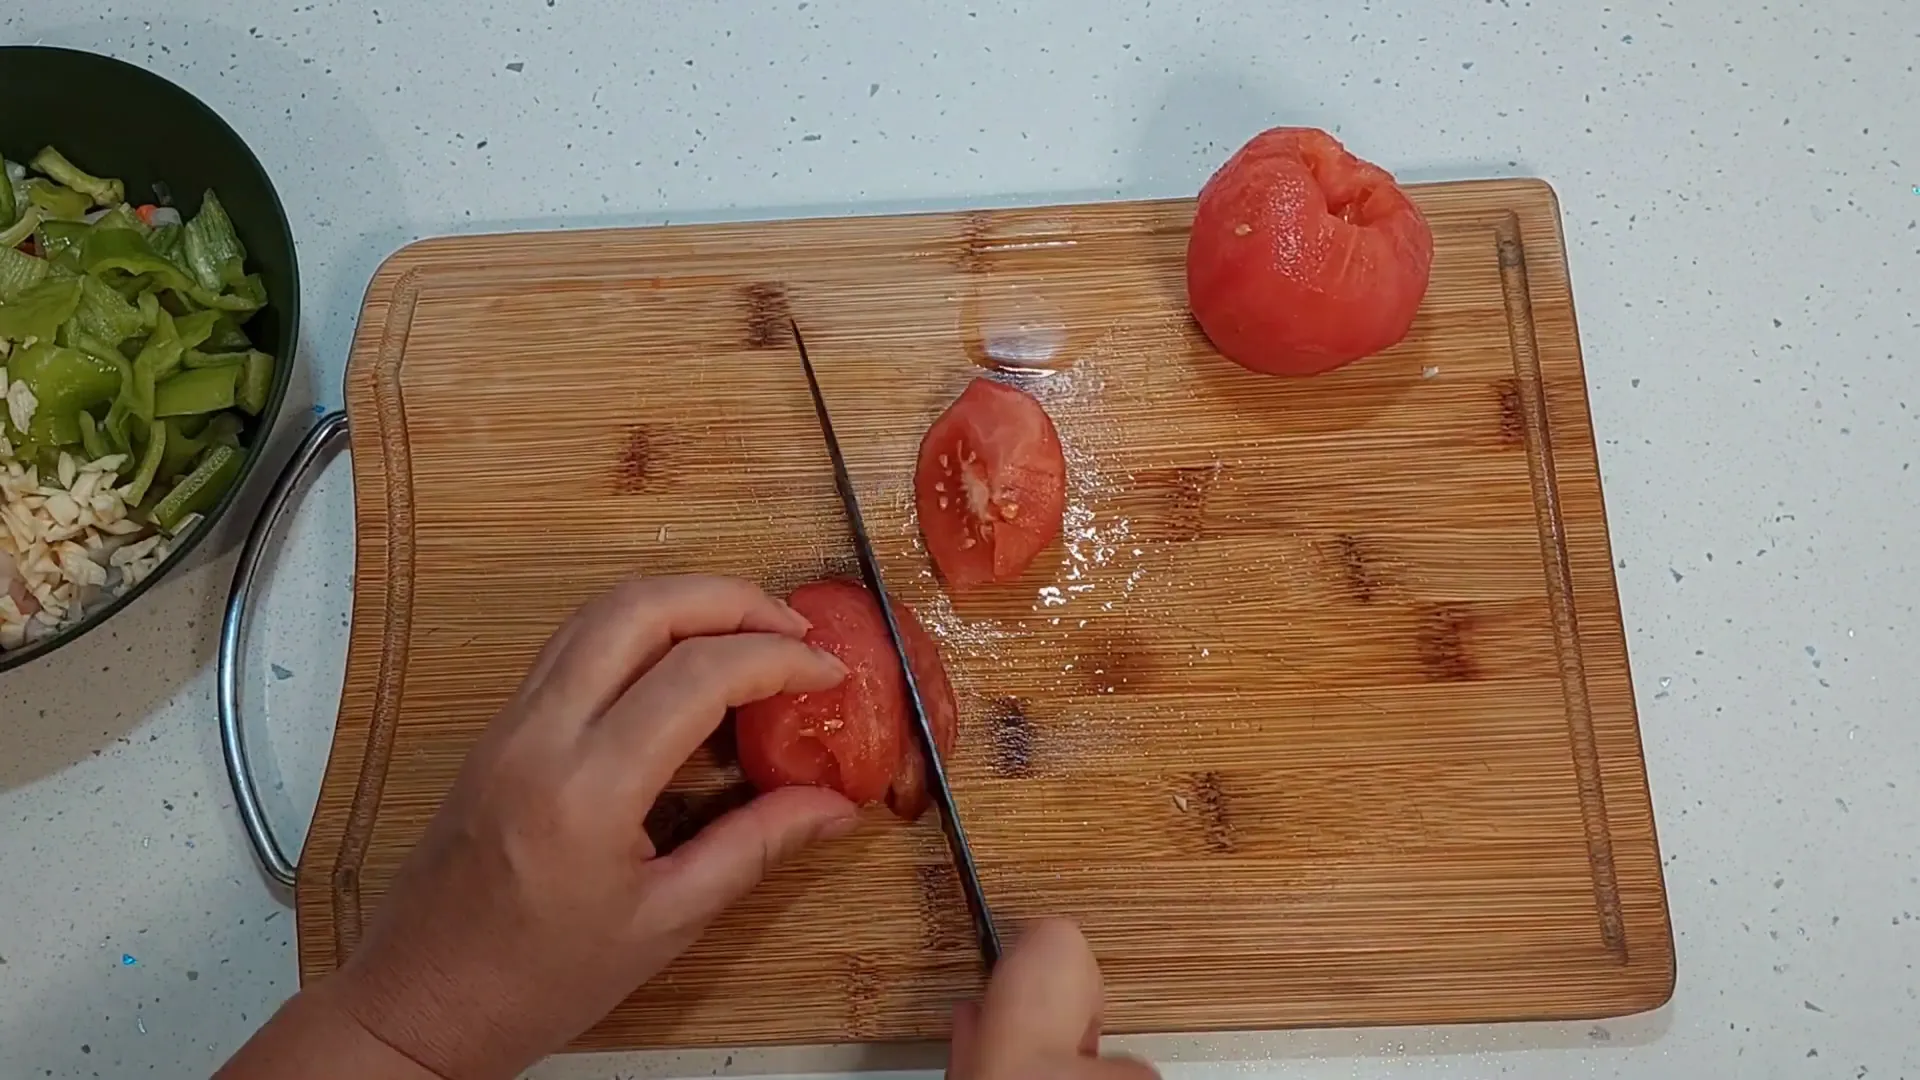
<box><xmin>790</xmin><ymin>319</ymin><xmax>1003</xmax><ymax>970</ymax></box>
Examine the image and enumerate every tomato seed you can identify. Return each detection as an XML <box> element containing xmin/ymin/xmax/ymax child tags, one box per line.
<box><xmin>939</xmin><ymin>496</ymin><xmax>950</xmax><ymax>509</ymax></box>
<box><xmin>1000</xmin><ymin>503</ymin><xmax>1020</xmax><ymax>520</ymax></box>
<box><xmin>960</xmin><ymin>537</ymin><xmax>976</xmax><ymax>549</ymax></box>
<box><xmin>1234</xmin><ymin>223</ymin><xmax>1252</xmax><ymax>236</ymax></box>
<box><xmin>939</xmin><ymin>454</ymin><xmax>950</xmax><ymax>468</ymax></box>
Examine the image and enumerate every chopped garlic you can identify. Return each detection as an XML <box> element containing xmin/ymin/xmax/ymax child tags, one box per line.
<box><xmin>0</xmin><ymin>432</ymin><xmax>185</xmax><ymax>652</ymax></box>
<box><xmin>4</xmin><ymin>378</ymin><xmax>36</xmax><ymax>435</ymax></box>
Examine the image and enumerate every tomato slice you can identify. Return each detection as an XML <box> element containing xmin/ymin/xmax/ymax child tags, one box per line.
<box><xmin>884</xmin><ymin>604</ymin><xmax>959</xmax><ymax>821</ymax></box>
<box><xmin>914</xmin><ymin>378</ymin><xmax>1067</xmax><ymax>590</ymax></box>
<box><xmin>734</xmin><ymin>578</ymin><xmax>958</xmax><ymax>820</ymax></box>
<box><xmin>1185</xmin><ymin>126</ymin><xmax>1434</xmax><ymax>376</ymax></box>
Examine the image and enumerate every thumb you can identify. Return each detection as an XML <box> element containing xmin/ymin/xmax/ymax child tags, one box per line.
<box><xmin>974</xmin><ymin>919</ymin><xmax>1107</xmax><ymax>1073</ymax></box>
<box><xmin>645</xmin><ymin>785</ymin><xmax>859</xmax><ymax>928</ymax></box>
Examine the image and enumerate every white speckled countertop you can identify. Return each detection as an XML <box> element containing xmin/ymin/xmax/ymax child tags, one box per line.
<box><xmin>2</xmin><ymin>1</ymin><xmax>1916</xmax><ymax>1076</ymax></box>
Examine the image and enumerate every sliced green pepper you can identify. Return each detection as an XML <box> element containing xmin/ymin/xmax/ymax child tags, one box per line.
<box><xmin>70</xmin><ymin>275</ymin><xmax>146</xmax><ymax>346</ymax></box>
<box><xmin>80</xmin><ymin>228</ymin><xmax>263</xmax><ymax>317</ymax></box>
<box><xmin>0</xmin><ymin>157</ymin><xmax>15</xmax><ymax>230</ymax></box>
<box><xmin>66</xmin><ymin>329</ymin><xmax>126</xmax><ymax>365</ymax></box>
<box><xmin>187</xmin><ymin>275</ymin><xmax>266</xmax><ymax>316</ymax></box>
<box><xmin>154</xmin><ymin>364</ymin><xmax>239</xmax><ymax>417</ymax></box>
<box><xmin>203</xmin><ymin>313</ymin><xmax>254</xmax><ymax>351</ymax></box>
<box><xmin>137</xmin><ymin>290</ymin><xmax>161</xmax><ymax>330</ymax></box>
<box><xmin>122</xmin><ymin>420</ymin><xmax>167</xmax><ymax>504</ymax></box>
<box><xmin>35</xmin><ymin>219</ymin><xmax>90</xmax><ymax>270</ymax></box>
<box><xmin>181</xmin><ymin>190</ymin><xmax>246</xmax><ymax>293</ymax></box>
<box><xmin>149</xmin><ymin>222</ymin><xmax>183</xmax><ymax>260</ymax></box>
<box><xmin>81</xmin><ymin>228</ymin><xmax>196</xmax><ymax>292</ymax></box>
<box><xmin>203</xmin><ymin>411</ymin><xmax>245</xmax><ymax>447</ymax></box>
<box><xmin>107</xmin><ymin>271</ymin><xmax>158</xmax><ymax>303</ymax></box>
<box><xmin>24</xmin><ymin>179</ymin><xmax>91</xmax><ymax>221</ymax></box>
<box><xmin>155</xmin><ymin>418</ymin><xmax>207</xmax><ymax>480</ymax></box>
<box><xmin>30</xmin><ymin>148</ymin><xmax>124</xmax><ymax>208</ymax></box>
<box><xmin>26</xmin><ymin>406</ymin><xmax>82</xmax><ymax>449</ymax></box>
<box><xmin>76</xmin><ymin>410</ymin><xmax>112</xmax><ymax>462</ymax></box>
<box><xmin>105</xmin><ymin>309</ymin><xmax>175</xmax><ymax>449</ymax></box>
<box><xmin>9</xmin><ymin>342</ymin><xmax>123</xmax><ymax>413</ymax></box>
<box><xmin>134</xmin><ymin>308</ymin><xmax>183</xmax><ymax>390</ymax></box>
<box><xmin>236</xmin><ymin>351</ymin><xmax>274</xmax><ymax>416</ymax></box>
<box><xmin>0</xmin><ymin>245</ymin><xmax>49</xmax><ymax>300</ymax></box>
<box><xmin>89</xmin><ymin>204</ymin><xmax>148</xmax><ymax>235</ymax></box>
<box><xmin>151</xmin><ymin>443</ymin><xmax>242</xmax><ymax>531</ymax></box>
<box><xmin>0</xmin><ymin>277</ymin><xmax>83</xmax><ymax>344</ymax></box>
<box><xmin>172</xmin><ymin>309</ymin><xmax>220</xmax><ymax>352</ymax></box>
<box><xmin>102</xmin><ymin>353</ymin><xmax>137</xmax><ymax>454</ymax></box>
<box><xmin>183</xmin><ymin>349</ymin><xmax>245</xmax><ymax>370</ymax></box>
<box><xmin>0</xmin><ymin>206</ymin><xmax>42</xmax><ymax>251</ymax></box>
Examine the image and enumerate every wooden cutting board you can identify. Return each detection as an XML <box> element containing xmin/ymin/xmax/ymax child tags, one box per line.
<box><xmin>298</xmin><ymin>180</ymin><xmax>1674</xmax><ymax>1049</ymax></box>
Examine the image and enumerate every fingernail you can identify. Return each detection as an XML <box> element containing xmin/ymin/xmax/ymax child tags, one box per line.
<box><xmin>815</xmin><ymin>648</ymin><xmax>849</xmax><ymax>676</ymax></box>
<box><xmin>781</xmin><ymin>601</ymin><xmax>813</xmax><ymax>634</ymax></box>
<box><xmin>816</xmin><ymin>815</ymin><xmax>859</xmax><ymax>841</ymax></box>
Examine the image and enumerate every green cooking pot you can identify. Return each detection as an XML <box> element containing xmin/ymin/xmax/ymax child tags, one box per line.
<box><xmin>0</xmin><ymin>45</ymin><xmax>300</xmax><ymax>673</ymax></box>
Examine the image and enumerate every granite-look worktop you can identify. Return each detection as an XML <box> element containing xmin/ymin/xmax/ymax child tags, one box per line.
<box><xmin>2</xmin><ymin>2</ymin><xmax>1915</xmax><ymax>1076</ymax></box>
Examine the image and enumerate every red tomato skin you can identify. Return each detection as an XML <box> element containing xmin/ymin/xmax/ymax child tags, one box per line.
<box><xmin>1186</xmin><ymin>127</ymin><xmax>1434</xmax><ymax>376</ymax></box>
<box><xmin>734</xmin><ymin>580</ymin><xmax>958</xmax><ymax>820</ymax></box>
<box><xmin>914</xmin><ymin>378</ymin><xmax>1067</xmax><ymax>590</ymax></box>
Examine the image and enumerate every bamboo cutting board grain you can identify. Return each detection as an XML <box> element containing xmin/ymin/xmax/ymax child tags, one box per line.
<box><xmin>299</xmin><ymin>180</ymin><xmax>1674</xmax><ymax>1049</ymax></box>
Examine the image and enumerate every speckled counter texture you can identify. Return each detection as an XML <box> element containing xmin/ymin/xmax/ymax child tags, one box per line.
<box><xmin>1</xmin><ymin>1</ymin><xmax>1914</xmax><ymax>1076</ymax></box>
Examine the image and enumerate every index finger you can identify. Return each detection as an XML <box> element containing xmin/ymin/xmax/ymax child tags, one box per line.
<box><xmin>520</xmin><ymin>575</ymin><xmax>810</xmax><ymax>728</ymax></box>
<box><xmin>590</xmin><ymin>632</ymin><xmax>848</xmax><ymax>800</ymax></box>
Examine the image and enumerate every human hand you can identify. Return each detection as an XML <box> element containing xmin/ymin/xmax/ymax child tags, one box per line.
<box><xmin>325</xmin><ymin>575</ymin><xmax>859</xmax><ymax>1080</ymax></box>
<box><xmin>949</xmin><ymin>919</ymin><xmax>1160</xmax><ymax>1080</ymax></box>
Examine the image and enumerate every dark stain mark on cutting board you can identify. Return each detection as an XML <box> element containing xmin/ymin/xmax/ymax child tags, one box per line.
<box><xmin>1416</xmin><ymin>604</ymin><xmax>1478</xmax><ymax>682</ymax></box>
<box><xmin>955</xmin><ymin>211</ymin><xmax>992</xmax><ymax>274</ymax></box>
<box><xmin>915</xmin><ymin>864</ymin><xmax>971</xmax><ymax>950</ymax></box>
<box><xmin>615</xmin><ymin>425</ymin><xmax>661</xmax><ymax>494</ymax></box>
<box><xmin>742</xmin><ymin>281</ymin><xmax>791</xmax><ymax>348</ymax></box>
<box><xmin>1135</xmin><ymin>462</ymin><xmax>1224</xmax><ymax>541</ymax></box>
<box><xmin>1495</xmin><ymin>378</ymin><xmax>1526</xmax><ymax>447</ymax></box>
<box><xmin>843</xmin><ymin>956</ymin><xmax>884</xmax><ymax>1037</ymax></box>
<box><xmin>989</xmin><ymin>696</ymin><xmax>1035</xmax><ymax>778</ymax></box>
<box><xmin>1336</xmin><ymin>533</ymin><xmax>1380</xmax><ymax>604</ymax></box>
<box><xmin>1189</xmin><ymin>771</ymin><xmax>1236</xmax><ymax>853</ymax></box>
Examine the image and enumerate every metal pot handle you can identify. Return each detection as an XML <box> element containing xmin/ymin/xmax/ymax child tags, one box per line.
<box><xmin>217</xmin><ymin>410</ymin><xmax>350</xmax><ymax>890</ymax></box>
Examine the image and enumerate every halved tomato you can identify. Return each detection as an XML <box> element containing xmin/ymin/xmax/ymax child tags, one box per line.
<box><xmin>914</xmin><ymin>378</ymin><xmax>1067</xmax><ymax>590</ymax></box>
<box><xmin>1186</xmin><ymin>126</ymin><xmax>1434</xmax><ymax>376</ymax></box>
<box><xmin>734</xmin><ymin>578</ymin><xmax>958</xmax><ymax>820</ymax></box>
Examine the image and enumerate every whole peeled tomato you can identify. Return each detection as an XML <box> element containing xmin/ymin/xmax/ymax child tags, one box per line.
<box><xmin>1186</xmin><ymin>127</ymin><xmax>1434</xmax><ymax>376</ymax></box>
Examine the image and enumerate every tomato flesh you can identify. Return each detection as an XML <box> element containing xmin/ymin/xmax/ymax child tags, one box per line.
<box><xmin>1186</xmin><ymin>126</ymin><xmax>1434</xmax><ymax>376</ymax></box>
<box><xmin>914</xmin><ymin>378</ymin><xmax>1067</xmax><ymax>590</ymax></box>
<box><xmin>734</xmin><ymin>578</ymin><xmax>958</xmax><ymax>820</ymax></box>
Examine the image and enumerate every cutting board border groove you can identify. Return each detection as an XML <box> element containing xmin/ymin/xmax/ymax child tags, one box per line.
<box><xmin>331</xmin><ymin>266</ymin><xmax>426</xmax><ymax>963</ymax></box>
<box><xmin>1487</xmin><ymin>214</ymin><xmax>1625</xmax><ymax>961</ymax></box>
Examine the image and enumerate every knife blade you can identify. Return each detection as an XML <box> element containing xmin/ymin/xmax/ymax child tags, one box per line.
<box><xmin>790</xmin><ymin>319</ymin><xmax>1003</xmax><ymax>970</ymax></box>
